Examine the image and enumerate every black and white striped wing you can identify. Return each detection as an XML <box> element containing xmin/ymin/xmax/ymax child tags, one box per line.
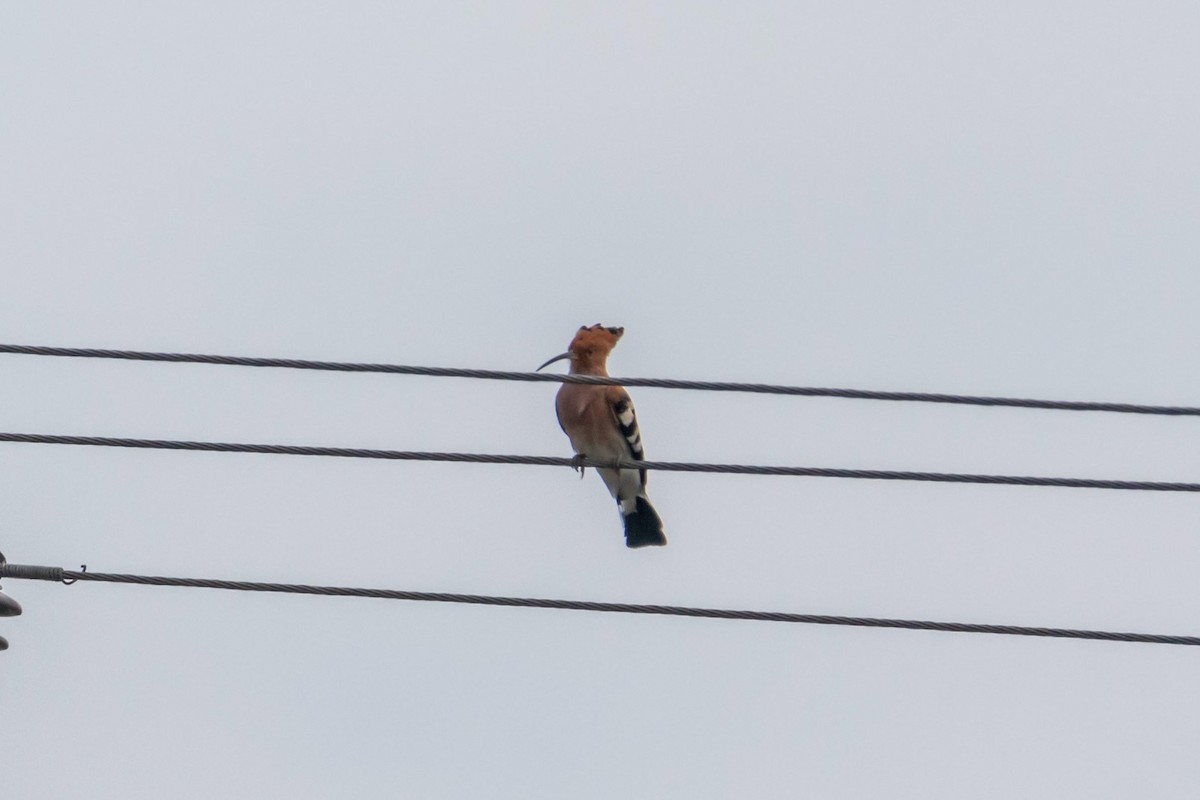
<box><xmin>609</xmin><ymin>389</ymin><xmax>647</xmax><ymax>485</ymax></box>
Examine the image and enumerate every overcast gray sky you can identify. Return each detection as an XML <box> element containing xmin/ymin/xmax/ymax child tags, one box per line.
<box><xmin>3</xmin><ymin>2</ymin><xmax>1200</xmax><ymax>797</ymax></box>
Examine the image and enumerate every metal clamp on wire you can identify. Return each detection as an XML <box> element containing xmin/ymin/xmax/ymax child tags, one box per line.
<box><xmin>61</xmin><ymin>564</ymin><xmax>87</xmax><ymax>586</ymax></box>
<box><xmin>0</xmin><ymin>562</ymin><xmax>67</xmax><ymax>582</ymax></box>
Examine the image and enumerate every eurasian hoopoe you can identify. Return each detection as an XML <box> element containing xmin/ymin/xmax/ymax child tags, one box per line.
<box><xmin>538</xmin><ymin>324</ymin><xmax>667</xmax><ymax>548</ymax></box>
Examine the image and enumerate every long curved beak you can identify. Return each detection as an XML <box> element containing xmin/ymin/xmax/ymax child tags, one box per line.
<box><xmin>536</xmin><ymin>352</ymin><xmax>571</xmax><ymax>371</ymax></box>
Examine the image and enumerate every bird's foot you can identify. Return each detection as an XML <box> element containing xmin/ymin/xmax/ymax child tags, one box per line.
<box><xmin>571</xmin><ymin>453</ymin><xmax>587</xmax><ymax>479</ymax></box>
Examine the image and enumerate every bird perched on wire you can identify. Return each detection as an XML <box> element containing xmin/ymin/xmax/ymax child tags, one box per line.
<box><xmin>538</xmin><ymin>324</ymin><xmax>666</xmax><ymax>548</ymax></box>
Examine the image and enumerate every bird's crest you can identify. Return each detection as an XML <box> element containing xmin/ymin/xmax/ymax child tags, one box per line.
<box><xmin>568</xmin><ymin>324</ymin><xmax>624</xmax><ymax>358</ymax></box>
<box><xmin>537</xmin><ymin>324</ymin><xmax>626</xmax><ymax>374</ymax></box>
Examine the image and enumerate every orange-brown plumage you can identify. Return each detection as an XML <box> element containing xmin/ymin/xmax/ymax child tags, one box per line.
<box><xmin>541</xmin><ymin>324</ymin><xmax>666</xmax><ymax>548</ymax></box>
<box><xmin>563</xmin><ymin>324</ymin><xmax>624</xmax><ymax>375</ymax></box>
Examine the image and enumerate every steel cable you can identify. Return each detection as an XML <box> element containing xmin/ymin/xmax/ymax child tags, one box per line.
<box><xmin>1</xmin><ymin>432</ymin><xmax>1199</xmax><ymax>492</ymax></box>
<box><xmin>3</xmin><ymin>343</ymin><xmax>1198</xmax><ymax>416</ymax></box>
<box><xmin>1</xmin><ymin>562</ymin><xmax>1196</xmax><ymax>646</ymax></box>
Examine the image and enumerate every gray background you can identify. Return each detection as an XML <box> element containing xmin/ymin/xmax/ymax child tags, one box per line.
<box><xmin>3</xmin><ymin>2</ymin><xmax>1199</xmax><ymax>797</ymax></box>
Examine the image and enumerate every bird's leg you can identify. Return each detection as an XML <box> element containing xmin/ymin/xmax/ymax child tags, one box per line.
<box><xmin>571</xmin><ymin>452</ymin><xmax>587</xmax><ymax>479</ymax></box>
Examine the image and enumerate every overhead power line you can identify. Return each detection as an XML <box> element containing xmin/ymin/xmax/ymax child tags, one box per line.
<box><xmin>1</xmin><ymin>432</ymin><xmax>1198</xmax><ymax>492</ymax></box>
<box><xmin>1</xmin><ymin>561</ymin><xmax>1195</xmax><ymax>647</ymax></box>
<box><xmin>2</xmin><ymin>343</ymin><xmax>1197</xmax><ymax>417</ymax></box>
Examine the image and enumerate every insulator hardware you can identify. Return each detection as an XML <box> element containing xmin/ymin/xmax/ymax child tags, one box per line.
<box><xmin>0</xmin><ymin>550</ymin><xmax>18</xmax><ymax>652</ymax></box>
<box><xmin>0</xmin><ymin>590</ymin><xmax>21</xmax><ymax>617</ymax></box>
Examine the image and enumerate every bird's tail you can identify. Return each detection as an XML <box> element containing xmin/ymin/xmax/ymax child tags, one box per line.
<box><xmin>623</xmin><ymin>494</ymin><xmax>667</xmax><ymax>548</ymax></box>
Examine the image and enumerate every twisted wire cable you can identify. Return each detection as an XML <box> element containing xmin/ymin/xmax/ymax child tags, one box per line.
<box><xmin>1</xmin><ymin>562</ymin><xmax>1195</xmax><ymax>647</ymax></box>
<box><xmin>2</xmin><ymin>343</ymin><xmax>1198</xmax><ymax>416</ymax></box>
<box><xmin>1</xmin><ymin>432</ymin><xmax>1198</xmax><ymax>492</ymax></box>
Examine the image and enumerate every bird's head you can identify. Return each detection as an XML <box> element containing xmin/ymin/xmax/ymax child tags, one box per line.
<box><xmin>537</xmin><ymin>324</ymin><xmax>625</xmax><ymax>373</ymax></box>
